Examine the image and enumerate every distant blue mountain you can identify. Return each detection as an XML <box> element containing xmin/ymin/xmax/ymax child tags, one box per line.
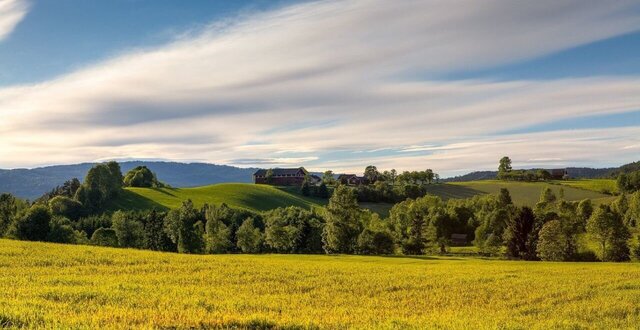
<box><xmin>0</xmin><ymin>161</ymin><xmax>257</xmax><ymax>200</ymax></box>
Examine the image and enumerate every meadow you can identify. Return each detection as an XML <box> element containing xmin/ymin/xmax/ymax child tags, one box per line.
<box><xmin>111</xmin><ymin>181</ymin><xmax>613</xmax><ymax>217</ymax></box>
<box><xmin>1</xmin><ymin>239</ymin><xmax>639</xmax><ymax>329</ymax></box>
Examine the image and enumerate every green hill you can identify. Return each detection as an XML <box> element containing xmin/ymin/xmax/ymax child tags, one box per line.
<box><xmin>442</xmin><ymin>180</ymin><xmax>613</xmax><ymax>206</ymax></box>
<box><xmin>109</xmin><ymin>180</ymin><xmax>614</xmax><ymax>215</ymax></box>
<box><xmin>108</xmin><ymin>183</ymin><xmax>324</xmax><ymax>212</ymax></box>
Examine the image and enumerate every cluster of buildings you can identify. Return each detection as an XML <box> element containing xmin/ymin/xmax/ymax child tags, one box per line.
<box><xmin>253</xmin><ymin>167</ymin><xmax>372</xmax><ymax>186</ymax></box>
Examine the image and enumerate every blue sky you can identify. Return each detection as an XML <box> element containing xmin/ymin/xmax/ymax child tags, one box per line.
<box><xmin>1</xmin><ymin>0</ymin><xmax>640</xmax><ymax>176</ymax></box>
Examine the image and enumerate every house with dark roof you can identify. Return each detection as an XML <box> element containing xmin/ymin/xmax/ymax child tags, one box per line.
<box><xmin>549</xmin><ymin>169</ymin><xmax>568</xmax><ymax>180</ymax></box>
<box><xmin>253</xmin><ymin>167</ymin><xmax>308</xmax><ymax>186</ymax></box>
<box><xmin>337</xmin><ymin>174</ymin><xmax>369</xmax><ymax>185</ymax></box>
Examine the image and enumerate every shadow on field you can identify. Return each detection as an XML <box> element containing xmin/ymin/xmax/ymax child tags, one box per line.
<box><xmin>106</xmin><ymin>190</ymin><xmax>169</xmax><ymax>212</ymax></box>
<box><xmin>424</xmin><ymin>184</ymin><xmax>486</xmax><ymax>200</ymax></box>
<box><xmin>152</xmin><ymin>187</ymin><xmax>177</xmax><ymax>197</ymax></box>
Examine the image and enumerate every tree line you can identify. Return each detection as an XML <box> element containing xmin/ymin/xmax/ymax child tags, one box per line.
<box><xmin>1</xmin><ymin>183</ymin><xmax>638</xmax><ymax>261</ymax></box>
<box><xmin>0</xmin><ymin>161</ymin><xmax>638</xmax><ymax>261</ymax></box>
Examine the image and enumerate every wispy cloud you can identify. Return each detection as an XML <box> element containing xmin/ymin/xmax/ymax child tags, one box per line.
<box><xmin>1</xmin><ymin>0</ymin><xmax>640</xmax><ymax>174</ymax></box>
<box><xmin>0</xmin><ymin>0</ymin><xmax>28</xmax><ymax>41</ymax></box>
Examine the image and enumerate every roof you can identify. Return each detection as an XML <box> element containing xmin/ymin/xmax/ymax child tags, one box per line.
<box><xmin>254</xmin><ymin>167</ymin><xmax>307</xmax><ymax>176</ymax></box>
<box><xmin>338</xmin><ymin>174</ymin><xmax>357</xmax><ymax>179</ymax></box>
<box><xmin>451</xmin><ymin>234</ymin><xmax>467</xmax><ymax>240</ymax></box>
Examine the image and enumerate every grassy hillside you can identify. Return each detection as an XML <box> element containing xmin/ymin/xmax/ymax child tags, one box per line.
<box><xmin>434</xmin><ymin>180</ymin><xmax>613</xmax><ymax>206</ymax></box>
<box><xmin>108</xmin><ymin>183</ymin><xmax>324</xmax><ymax>212</ymax></box>
<box><xmin>110</xmin><ymin>180</ymin><xmax>614</xmax><ymax>215</ymax></box>
<box><xmin>1</xmin><ymin>239</ymin><xmax>639</xmax><ymax>329</ymax></box>
<box><xmin>554</xmin><ymin>179</ymin><xmax>618</xmax><ymax>195</ymax></box>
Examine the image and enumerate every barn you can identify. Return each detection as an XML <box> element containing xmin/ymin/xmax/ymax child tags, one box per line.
<box><xmin>253</xmin><ymin>167</ymin><xmax>308</xmax><ymax>186</ymax></box>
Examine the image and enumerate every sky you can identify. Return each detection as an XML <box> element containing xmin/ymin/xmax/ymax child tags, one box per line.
<box><xmin>1</xmin><ymin>0</ymin><xmax>640</xmax><ymax>177</ymax></box>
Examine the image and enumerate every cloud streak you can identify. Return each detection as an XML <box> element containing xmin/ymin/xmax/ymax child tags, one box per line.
<box><xmin>0</xmin><ymin>0</ymin><xmax>28</xmax><ymax>41</ymax></box>
<box><xmin>1</xmin><ymin>0</ymin><xmax>640</xmax><ymax>175</ymax></box>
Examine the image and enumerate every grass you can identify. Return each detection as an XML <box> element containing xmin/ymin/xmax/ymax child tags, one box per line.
<box><xmin>1</xmin><ymin>239</ymin><xmax>639</xmax><ymax>329</ymax></box>
<box><xmin>108</xmin><ymin>183</ymin><xmax>323</xmax><ymax>212</ymax></box>
<box><xmin>109</xmin><ymin>181</ymin><xmax>615</xmax><ymax>216</ymax></box>
<box><xmin>553</xmin><ymin>179</ymin><xmax>619</xmax><ymax>195</ymax></box>
<box><xmin>444</xmin><ymin>180</ymin><xmax>612</xmax><ymax>206</ymax></box>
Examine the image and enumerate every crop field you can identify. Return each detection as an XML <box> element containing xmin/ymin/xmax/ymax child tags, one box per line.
<box><xmin>1</xmin><ymin>240</ymin><xmax>639</xmax><ymax>329</ymax></box>
<box><xmin>554</xmin><ymin>179</ymin><xmax>619</xmax><ymax>195</ymax></box>
<box><xmin>444</xmin><ymin>180</ymin><xmax>613</xmax><ymax>206</ymax></box>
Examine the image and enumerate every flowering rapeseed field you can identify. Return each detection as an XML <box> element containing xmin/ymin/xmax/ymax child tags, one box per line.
<box><xmin>1</xmin><ymin>239</ymin><xmax>639</xmax><ymax>329</ymax></box>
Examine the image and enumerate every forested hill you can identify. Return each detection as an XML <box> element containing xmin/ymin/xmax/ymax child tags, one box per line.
<box><xmin>0</xmin><ymin>161</ymin><xmax>257</xmax><ymax>200</ymax></box>
<box><xmin>443</xmin><ymin>167</ymin><xmax>619</xmax><ymax>182</ymax></box>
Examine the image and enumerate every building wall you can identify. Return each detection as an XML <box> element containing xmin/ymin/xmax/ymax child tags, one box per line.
<box><xmin>254</xmin><ymin>176</ymin><xmax>305</xmax><ymax>186</ymax></box>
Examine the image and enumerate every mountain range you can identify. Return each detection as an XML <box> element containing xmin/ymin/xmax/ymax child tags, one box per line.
<box><xmin>0</xmin><ymin>161</ymin><xmax>257</xmax><ymax>200</ymax></box>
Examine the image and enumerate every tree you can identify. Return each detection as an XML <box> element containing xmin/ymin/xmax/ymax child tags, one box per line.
<box><xmin>265</xmin><ymin>169</ymin><xmax>274</xmax><ymax>184</ymax></box>
<box><xmin>498</xmin><ymin>188</ymin><xmax>512</xmax><ymax>206</ymax></box>
<box><xmin>204</xmin><ymin>204</ymin><xmax>231</xmax><ymax>253</ymax></box>
<box><xmin>364</xmin><ymin>165</ymin><xmax>379</xmax><ymax>183</ymax></box>
<box><xmin>111</xmin><ymin>211</ymin><xmax>144</xmax><ymax>248</ymax></box>
<box><xmin>625</xmin><ymin>192</ymin><xmax>640</xmax><ymax>227</ymax></box>
<box><xmin>577</xmin><ymin>199</ymin><xmax>594</xmax><ymax>226</ymax></box>
<box><xmin>75</xmin><ymin>162</ymin><xmax>123</xmax><ymax>212</ymax></box>
<box><xmin>0</xmin><ymin>193</ymin><xmax>18</xmax><ymax>236</ymax></box>
<box><xmin>587</xmin><ymin>205</ymin><xmax>630</xmax><ymax>261</ymax></box>
<box><xmin>390</xmin><ymin>169</ymin><xmax>398</xmax><ymax>186</ymax></box>
<box><xmin>536</xmin><ymin>220</ymin><xmax>567</xmax><ymax>261</ymax></box>
<box><xmin>425</xmin><ymin>169</ymin><xmax>435</xmax><ymax>184</ymax></box>
<box><xmin>498</xmin><ymin>156</ymin><xmax>512</xmax><ymax>179</ymax></box>
<box><xmin>264</xmin><ymin>206</ymin><xmax>323</xmax><ymax>253</ymax></box>
<box><xmin>236</xmin><ymin>218</ymin><xmax>262</xmax><ymax>253</ymax></box>
<box><xmin>123</xmin><ymin>166</ymin><xmax>161</xmax><ymax>187</ymax></box>
<box><xmin>48</xmin><ymin>196</ymin><xmax>84</xmax><ymax>221</ymax></box>
<box><xmin>356</xmin><ymin>229</ymin><xmax>395</xmax><ymax>255</ymax></box>
<box><xmin>9</xmin><ymin>205</ymin><xmax>51</xmax><ymax>241</ymax></box>
<box><xmin>317</xmin><ymin>182</ymin><xmax>329</xmax><ymax>198</ymax></box>
<box><xmin>166</xmin><ymin>200</ymin><xmax>205</xmax><ymax>254</ymax></box>
<box><xmin>91</xmin><ymin>227</ymin><xmax>119</xmax><ymax>247</ymax></box>
<box><xmin>300</xmin><ymin>177</ymin><xmax>311</xmax><ymax>196</ymax></box>
<box><xmin>143</xmin><ymin>210</ymin><xmax>174</xmax><ymax>251</ymax></box>
<box><xmin>504</xmin><ymin>206</ymin><xmax>536</xmax><ymax>259</ymax></box>
<box><xmin>47</xmin><ymin>217</ymin><xmax>82</xmax><ymax>244</ymax></box>
<box><xmin>322</xmin><ymin>170</ymin><xmax>335</xmax><ymax>185</ymax></box>
<box><xmin>539</xmin><ymin>187</ymin><xmax>557</xmax><ymax>204</ymax></box>
<box><xmin>322</xmin><ymin>185</ymin><xmax>363</xmax><ymax>253</ymax></box>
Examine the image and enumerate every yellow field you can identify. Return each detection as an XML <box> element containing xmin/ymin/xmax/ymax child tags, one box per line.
<box><xmin>1</xmin><ymin>239</ymin><xmax>639</xmax><ymax>329</ymax></box>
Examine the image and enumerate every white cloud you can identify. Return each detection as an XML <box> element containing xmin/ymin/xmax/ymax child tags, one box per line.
<box><xmin>1</xmin><ymin>0</ymin><xmax>640</xmax><ymax>175</ymax></box>
<box><xmin>0</xmin><ymin>0</ymin><xmax>28</xmax><ymax>41</ymax></box>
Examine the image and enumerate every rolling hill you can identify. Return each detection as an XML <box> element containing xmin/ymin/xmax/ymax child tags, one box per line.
<box><xmin>0</xmin><ymin>161</ymin><xmax>257</xmax><ymax>200</ymax></box>
<box><xmin>111</xmin><ymin>180</ymin><xmax>614</xmax><ymax>216</ymax></box>
<box><xmin>108</xmin><ymin>183</ymin><xmax>325</xmax><ymax>212</ymax></box>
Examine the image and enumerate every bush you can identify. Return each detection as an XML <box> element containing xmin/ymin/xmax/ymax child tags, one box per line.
<box><xmin>357</xmin><ymin>229</ymin><xmax>395</xmax><ymax>255</ymax></box>
<box><xmin>48</xmin><ymin>196</ymin><xmax>85</xmax><ymax>221</ymax></box>
<box><xmin>111</xmin><ymin>211</ymin><xmax>144</xmax><ymax>248</ymax></box>
<box><xmin>124</xmin><ymin>166</ymin><xmax>162</xmax><ymax>188</ymax></box>
<box><xmin>9</xmin><ymin>205</ymin><xmax>51</xmax><ymax>241</ymax></box>
<box><xmin>91</xmin><ymin>227</ymin><xmax>119</xmax><ymax>247</ymax></box>
<box><xmin>47</xmin><ymin>217</ymin><xmax>80</xmax><ymax>244</ymax></box>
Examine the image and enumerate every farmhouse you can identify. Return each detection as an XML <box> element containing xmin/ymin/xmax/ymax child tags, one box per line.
<box><xmin>549</xmin><ymin>169</ymin><xmax>569</xmax><ymax>180</ymax></box>
<box><xmin>338</xmin><ymin>174</ymin><xmax>369</xmax><ymax>185</ymax></box>
<box><xmin>253</xmin><ymin>167</ymin><xmax>308</xmax><ymax>186</ymax></box>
